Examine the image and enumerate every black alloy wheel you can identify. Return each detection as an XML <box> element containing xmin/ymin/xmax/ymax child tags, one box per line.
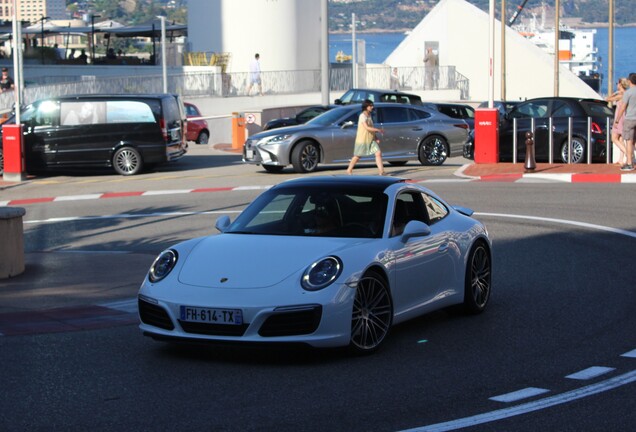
<box><xmin>419</xmin><ymin>135</ymin><xmax>449</xmax><ymax>166</ymax></box>
<box><xmin>463</xmin><ymin>241</ymin><xmax>492</xmax><ymax>314</ymax></box>
<box><xmin>350</xmin><ymin>270</ymin><xmax>393</xmax><ymax>354</ymax></box>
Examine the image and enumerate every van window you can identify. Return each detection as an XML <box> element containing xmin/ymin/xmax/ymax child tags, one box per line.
<box><xmin>162</xmin><ymin>97</ymin><xmax>182</xmax><ymax>124</ymax></box>
<box><xmin>35</xmin><ymin>100</ymin><xmax>60</xmax><ymax>127</ymax></box>
<box><xmin>61</xmin><ymin>101</ymin><xmax>105</xmax><ymax>125</ymax></box>
<box><xmin>106</xmin><ymin>101</ymin><xmax>155</xmax><ymax>123</ymax></box>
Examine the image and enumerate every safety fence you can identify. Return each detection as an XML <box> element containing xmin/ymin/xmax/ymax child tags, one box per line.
<box><xmin>0</xmin><ymin>64</ymin><xmax>470</xmax><ymax>110</ymax></box>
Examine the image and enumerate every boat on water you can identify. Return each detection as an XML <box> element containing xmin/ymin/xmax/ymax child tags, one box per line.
<box><xmin>514</xmin><ymin>7</ymin><xmax>602</xmax><ymax>92</ymax></box>
<box><xmin>335</xmin><ymin>50</ymin><xmax>352</xmax><ymax>63</ymax></box>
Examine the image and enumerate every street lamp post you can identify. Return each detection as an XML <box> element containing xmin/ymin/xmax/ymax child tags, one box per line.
<box><xmin>91</xmin><ymin>14</ymin><xmax>101</xmax><ymax>64</ymax></box>
<box><xmin>39</xmin><ymin>15</ymin><xmax>49</xmax><ymax>65</ymax></box>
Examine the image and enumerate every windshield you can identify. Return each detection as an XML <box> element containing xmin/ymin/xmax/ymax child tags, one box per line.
<box><xmin>307</xmin><ymin>107</ymin><xmax>356</xmax><ymax>127</ymax></box>
<box><xmin>226</xmin><ymin>185</ymin><xmax>388</xmax><ymax>238</ymax></box>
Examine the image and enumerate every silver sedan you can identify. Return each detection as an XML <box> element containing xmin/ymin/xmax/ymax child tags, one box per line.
<box><xmin>243</xmin><ymin>103</ymin><xmax>469</xmax><ymax>173</ymax></box>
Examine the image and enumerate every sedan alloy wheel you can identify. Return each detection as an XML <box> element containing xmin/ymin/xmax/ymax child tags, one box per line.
<box><xmin>560</xmin><ymin>137</ymin><xmax>585</xmax><ymax>164</ymax></box>
<box><xmin>419</xmin><ymin>135</ymin><xmax>449</xmax><ymax>166</ymax></box>
<box><xmin>291</xmin><ymin>140</ymin><xmax>320</xmax><ymax>173</ymax></box>
<box><xmin>464</xmin><ymin>242</ymin><xmax>491</xmax><ymax>314</ymax></box>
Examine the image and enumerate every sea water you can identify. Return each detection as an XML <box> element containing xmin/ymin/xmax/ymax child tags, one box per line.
<box><xmin>329</xmin><ymin>27</ymin><xmax>636</xmax><ymax>96</ymax></box>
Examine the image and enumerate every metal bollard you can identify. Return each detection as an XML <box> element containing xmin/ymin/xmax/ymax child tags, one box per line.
<box><xmin>524</xmin><ymin>131</ymin><xmax>536</xmax><ymax>172</ymax></box>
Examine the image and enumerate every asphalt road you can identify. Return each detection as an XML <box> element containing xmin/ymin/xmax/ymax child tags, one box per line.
<box><xmin>0</xmin><ymin>147</ymin><xmax>635</xmax><ymax>431</ymax></box>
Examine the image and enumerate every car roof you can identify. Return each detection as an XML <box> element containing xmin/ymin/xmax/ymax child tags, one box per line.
<box><xmin>344</xmin><ymin>88</ymin><xmax>421</xmax><ymax>97</ymax></box>
<box><xmin>275</xmin><ymin>175</ymin><xmax>406</xmax><ymax>190</ymax></box>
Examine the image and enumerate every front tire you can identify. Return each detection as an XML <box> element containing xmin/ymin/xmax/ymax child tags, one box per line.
<box><xmin>113</xmin><ymin>147</ymin><xmax>143</xmax><ymax>176</ymax></box>
<box><xmin>419</xmin><ymin>135</ymin><xmax>449</xmax><ymax>166</ymax></box>
<box><xmin>349</xmin><ymin>270</ymin><xmax>393</xmax><ymax>354</ymax></box>
<box><xmin>560</xmin><ymin>137</ymin><xmax>585</xmax><ymax>164</ymax></box>
<box><xmin>291</xmin><ymin>140</ymin><xmax>320</xmax><ymax>173</ymax></box>
<box><xmin>463</xmin><ymin>241</ymin><xmax>492</xmax><ymax>314</ymax></box>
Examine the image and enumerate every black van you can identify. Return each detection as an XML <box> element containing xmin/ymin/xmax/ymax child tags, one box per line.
<box><xmin>0</xmin><ymin>93</ymin><xmax>188</xmax><ymax>176</ymax></box>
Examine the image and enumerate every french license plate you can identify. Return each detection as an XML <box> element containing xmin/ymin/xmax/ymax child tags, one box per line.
<box><xmin>171</xmin><ymin>129</ymin><xmax>181</xmax><ymax>141</ymax></box>
<box><xmin>246</xmin><ymin>149</ymin><xmax>254</xmax><ymax>159</ymax></box>
<box><xmin>180</xmin><ymin>306</ymin><xmax>243</xmax><ymax>325</ymax></box>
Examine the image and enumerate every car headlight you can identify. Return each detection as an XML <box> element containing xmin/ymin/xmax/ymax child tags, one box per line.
<box><xmin>148</xmin><ymin>249</ymin><xmax>178</xmax><ymax>283</ymax></box>
<box><xmin>263</xmin><ymin>134</ymin><xmax>292</xmax><ymax>145</ymax></box>
<box><xmin>301</xmin><ymin>256</ymin><xmax>343</xmax><ymax>291</ymax></box>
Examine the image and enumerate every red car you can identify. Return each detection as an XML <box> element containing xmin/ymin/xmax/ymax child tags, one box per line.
<box><xmin>184</xmin><ymin>102</ymin><xmax>210</xmax><ymax>144</ymax></box>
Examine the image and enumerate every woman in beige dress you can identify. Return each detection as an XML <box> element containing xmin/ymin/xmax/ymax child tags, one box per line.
<box><xmin>346</xmin><ymin>99</ymin><xmax>385</xmax><ymax>175</ymax></box>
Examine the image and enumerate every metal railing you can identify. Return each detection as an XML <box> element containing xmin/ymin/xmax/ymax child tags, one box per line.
<box><xmin>511</xmin><ymin>116</ymin><xmax>614</xmax><ymax>165</ymax></box>
<box><xmin>0</xmin><ymin>64</ymin><xmax>471</xmax><ymax>110</ymax></box>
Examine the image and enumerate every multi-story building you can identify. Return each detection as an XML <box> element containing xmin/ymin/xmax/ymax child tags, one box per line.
<box><xmin>0</xmin><ymin>0</ymin><xmax>67</xmax><ymax>24</ymax></box>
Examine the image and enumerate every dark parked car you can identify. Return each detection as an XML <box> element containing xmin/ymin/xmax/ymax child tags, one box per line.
<box><xmin>464</xmin><ymin>101</ymin><xmax>522</xmax><ymax>160</ymax></box>
<box><xmin>184</xmin><ymin>102</ymin><xmax>210</xmax><ymax>144</ymax></box>
<box><xmin>0</xmin><ymin>94</ymin><xmax>188</xmax><ymax>176</ymax></box>
<box><xmin>498</xmin><ymin>97</ymin><xmax>613</xmax><ymax>164</ymax></box>
<box><xmin>243</xmin><ymin>103</ymin><xmax>468</xmax><ymax>173</ymax></box>
<box><xmin>335</xmin><ymin>88</ymin><xmax>423</xmax><ymax>106</ymax></box>
<box><xmin>263</xmin><ymin>105</ymin><xmax>336</xmax><ymax>131</ymax></box>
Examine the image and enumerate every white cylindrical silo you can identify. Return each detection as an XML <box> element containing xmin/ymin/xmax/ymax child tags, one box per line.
<box><xmin>187</xmin><ymin>0</ymin><xmax>321</xmax><ymax>73</ymax></box>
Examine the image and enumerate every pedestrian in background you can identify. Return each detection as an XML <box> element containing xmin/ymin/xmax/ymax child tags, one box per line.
<box><xmin>347</xmin><ymin>99</ymin><xmax>385</xmax><ymax>175</ymax></box>
<box><xmin>606</xmin><ymin>77</ymin><xmax>630</xmax><ymax>165</ymax></box>
<box><xmin>423</xmin><ymin>47</ymin><xmax>438</xmax><ymax>90</ymax></box>
<box><xmin>0</xmin><ymin>67</ymin><xmax>14</xmax><ymax>92</ymax></box>
<box><xmin>247</xmin><ymin>53</ymin><xmax>263</xmax><ymax>96</ymax></box>
<box><xmin>614</xmin><ymin>73</ymin><xmax>636</xmax><ymax>171</ymax></box>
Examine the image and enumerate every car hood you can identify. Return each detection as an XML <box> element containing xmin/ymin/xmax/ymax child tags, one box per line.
<box><xmin>248</xmin><ymin>123</ymin><xmax>329</xmax><ymax>141</ymax></box>
<box><xmin>177</xmin><ymin>234</ymin><xmax>366</xmax><ymax>289</ymax></box>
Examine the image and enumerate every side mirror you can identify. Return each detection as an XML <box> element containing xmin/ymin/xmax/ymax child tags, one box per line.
<box><xmin>341</xmin><ymin>121</ymin><xmax>355</xmax><ymax>129</ymax></box>
<box><xmin>400</xmin><ymin>220</ymin><xmax>431</xmax><ymax>242</ymax></box>
<box><xmin>334</xmin><ymin>99</ymin><xmax>343</xmax><ymax>105</ymax></box>
<box><xmin>215</xmin><ymin>215</ymin><xmax>231</xmax><ymax>232</ymax></box>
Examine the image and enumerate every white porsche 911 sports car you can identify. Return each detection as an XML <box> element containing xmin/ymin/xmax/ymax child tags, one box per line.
<box><xmin>138</xmin><ymin>176</ymin><xmax>492</xmax><ymax>354</ymax></box>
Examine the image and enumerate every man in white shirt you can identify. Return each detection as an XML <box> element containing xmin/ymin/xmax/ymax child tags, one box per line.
<box><xmin>247</xmin><ymin>53</ymin><xmax>263</xmax><ymax>96</ymax></box>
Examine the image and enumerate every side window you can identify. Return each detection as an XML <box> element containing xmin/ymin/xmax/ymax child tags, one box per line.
<box><xmin>185</xmin><ymin>105</ymin><xmax>199</xmax><ymax>116</ymax></box>
<box><xmin>409</xmin><ymin>108</ymin><xmax>432</xmax><ymax>121</ymax></box>
<box><xmin>422</xmin><ymin>194</ymin><xmax>448</xmax><ymax>224</ymax></box>
<box><xmin>379</xmin><ymin>107</ymin><xmax>409</xmax><ymax>124</ymax></box>
<box><xmin>60</xmin><ymin>101</ymin><xmax>105</xmax><ymax>126</ymax></box>
<box><xmin>106</xmin><ymin>101</ymin><xmax>155</xmax><ymax>124</ymax></box>
<box><xmin>391</xmin><ymin>192</ymin><xmax>429</xmax><ymax>236</ymax></box>
<box><xmin>34</xmin><ymin>100</ymin><xmax>60</xmax><ymax>127</ymax></box>
<box><xmin>511</xmin><ymin>101</ymin><xmax>549</xmax><ymax>119</ymax></box>
<box><xmin>552</xmin><ymin>101</ymin><xmax>574</xmax><ymax>117</ymax></box>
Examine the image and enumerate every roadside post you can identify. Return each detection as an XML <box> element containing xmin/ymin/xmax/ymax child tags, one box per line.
<box><xmin>524</xmin><ymin>131</ymin><xmax>536</xmax><ymax>172</ymax></box>
<box><xmin>0</xmin><ymin>206</ymin><xmax>26</xmax><ymax>278</ymax></box>
<box><xmin>2</xmin><ymin>124</ymin><xmax>26</xmax><ymax>182</ymax></box>
<box><xmin>474</xmin><ymin>108</ymin><xmax>499</xmax><ymax>163</ymax></box>
<box><xmin>231</xmin><ymin>112</ymin><xmax>245</xmax><ymax>150</ymax></box>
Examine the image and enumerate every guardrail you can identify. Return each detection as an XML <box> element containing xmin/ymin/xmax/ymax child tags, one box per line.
<box><xmin>512</xmin><ymin>116</ymin><xmax>614</xmax><ymax>165</ymax></box>
<box><xmin>0</xmin><ymin>64</ymin><xmax>471</xmax><ymax>110</ymax></box>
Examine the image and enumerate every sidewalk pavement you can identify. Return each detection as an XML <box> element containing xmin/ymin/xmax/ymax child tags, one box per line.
<box><xmin>1</xmin><ymin>157</ymin><xmax>634</xmax><ymax>337</ymax></box>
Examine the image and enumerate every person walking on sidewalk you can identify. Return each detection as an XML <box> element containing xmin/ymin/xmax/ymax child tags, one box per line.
<box><xmin>246</xmin><ymin>53</ymin><xmax>263</xmax><ymax>96</ymax></box>
<box><xmin>606</xmin><ymin>77</ymin><xmax>630</xmax><ymax>165</ymax></box>
<box><xmin>347</xmin><ymin>99</ymin><xmax>385</xmax><ymax>175</ymax></box>
<box><xmin>613</xmin><ymin>73</ymin><xmax>636</xmax><ymax>171</ymax></box>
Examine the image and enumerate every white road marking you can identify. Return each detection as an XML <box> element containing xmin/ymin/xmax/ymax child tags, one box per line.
<box><xmin>142</xmin><ymin>189</ymin><xmax>193</xmax><ymax>195</ymax></box>
<box><xmin>475</xmin><ymin>212</ymin><xmax>636</xmax><ymax>239</ymax></box>
<box><xmin>622</xmin><ymin>349</ymin><xmax>636</xmax><ymax>358</ymax></box>
<box><xmin>400</xmin><ymin>370</ymin><xmax>636</xmax><ymax>432</ymax></box>
<box><xmin>489</xmin><ymin>387</ymin><xmax>550</xmax><ymax>403</ymax></box>
<box><xmin>566</xmin><ymin>366</ymin><xmax>615</xmax><ymax>380</ymax></box>
<box><xmin>100</xmin><ymin>299</ymin><xmax>138</xmax><ymax>314</ymax></box>
<box><xmin>54</xmin><ymin>194</ymin><xmax>103</xmax><ymax>201</ymax></box>
<box><xmin>24</xmin><ymin>210</ymin><xmax>242</xmax><ymax>224</ymax></box>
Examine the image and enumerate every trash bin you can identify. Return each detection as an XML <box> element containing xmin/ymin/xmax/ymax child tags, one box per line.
<box><xmin>231</xmin><ymin>112</ymin><xmax>246</xmax><ymax>150</ymax></box>
<box><xmin>0</xmin><ymin>206</ymin><xmax>26</xmax><ymax>279</ymax></box>
<box><xmin>474</xmin><ymin>108</ymin><xmax>499</xmax><ymax>164</ymax></box>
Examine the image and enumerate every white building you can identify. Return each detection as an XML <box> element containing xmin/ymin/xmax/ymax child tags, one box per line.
<box><xmin>384</xmin><ymin>0</ymin><xmax>600</xmax><ymax>101</ymax></box>
<box><xmin>187</xmin><ymin>0</ymin><xmax>323</xmax><ymax>73</ymax></box>
<box><xmin>0</xmin><ymin>0</ymin><xmax>67</xmax><ymax>22</ymax></box>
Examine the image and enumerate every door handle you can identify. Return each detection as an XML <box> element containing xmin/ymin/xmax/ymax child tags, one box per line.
<box><xmin>438</xmin><ymin>242</ymin><xmax>449</xmax><ymax>252</ymax></box>
<box><xmin>411</xmin><ymin>127</ymin><xmax>423</xmax><ymax>131</ymax></box>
